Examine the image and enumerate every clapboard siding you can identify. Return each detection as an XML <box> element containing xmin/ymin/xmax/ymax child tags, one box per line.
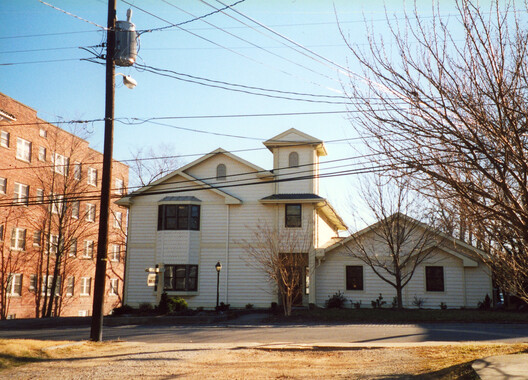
<box><xmin>465</xmin><ymin>265</ymin><xmax>492</xmax><ymax>308</ymax></box>
<box><xmin>317</xmin><ymin>241</ymin><xmax>490</xmax><ymax>309</ymax></box>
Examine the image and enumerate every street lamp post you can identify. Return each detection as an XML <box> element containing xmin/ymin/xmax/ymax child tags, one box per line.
<box><xmin>215</xmin><ymin>262</ymin><xmax>222</xmax><ymax>309</ymax></box>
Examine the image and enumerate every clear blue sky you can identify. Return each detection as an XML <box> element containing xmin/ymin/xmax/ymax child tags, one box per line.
<box><xmin>0</xmin><ymin>0</ymin><xmax>463</xmax><ymax>227</ymax></box>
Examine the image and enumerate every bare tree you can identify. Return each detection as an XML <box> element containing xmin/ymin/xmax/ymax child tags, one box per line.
<box><xmin>242</xmin><ymin>224</ymin><xmax>311</xmax><ymax>316</ymax></box>
<box><xmin>346</xmin><ymin>177</ymin><xmax>441</xmax><ymax>309</ymax></box>
<box><xmin>341</xmin><ymin>0</ymin><xmax>528</xmax><ymax>302</ymax></box>
<box><xmin>0</xmin><ymin>207</ymin><xmax>33</xmax><ymax>319</ymax></box>
<box><xmin>129</xmin><ymin>144</ymin><xmax>182</xmax><ymax>188</ymax></box>
<box><xmin>28</xmin><ymin>126</ymin><xmax>99</xmax><ymax>317</ymax></box>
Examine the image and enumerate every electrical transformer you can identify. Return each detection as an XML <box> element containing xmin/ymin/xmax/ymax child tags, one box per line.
<box><xmin>115</xmin><ymin>9</ymin><xmax>137</xmax><ymax>67</ymax></box>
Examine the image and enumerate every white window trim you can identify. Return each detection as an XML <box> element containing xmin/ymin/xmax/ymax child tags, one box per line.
<box><xmin>111</xmin><ymin>244</ymin><xmax>120</xmax><ymax>262</ymax></box>
<box><xmin>7</xmin><ymin>273</ymin><xmax>22</xmax><ymax>296</ymax></box>
<box><xmin>0</xmin><ymin>177</ymin><xmax>6</xmax><ymax>194</ymax></box>
<box><xmin>0</xmin><ymin>131</ymin><xmax>9</xmax><ymax>148</ymax></box>
<box><xmin>13</xmin><ymin>182</ymin><xmax>29</xmax><ymax>205</ymax></box>
<box><xmin>80</xmin><ymin>277</ymin><xmax>91</xmax><ymax>296</ymax></box>
<box><xmin>83</xmin><ymin>240</ymin><xmax>94</xmax><ymax>259</ymax></box>
<box><xmin>10</xmin><ymin>228</ymin><xmax>26</xmax><ymax>251</ymax></box>
<box><xmin>16</xmin><ymin>137</ymin><xmax>31</xmax><ymax>162</ymax></box>
<box><xmin>87</xmin><ymin>167</ymin><xmax>97</xmax><ymax>186</ymax></box>
<box><xmin>66</xmin><ymin>276</ymin><xmax>75</xmax><ymax>296</ymax></box>
<box><xmin>109</xmin><ymin>278</ymin><xmax>118</xmax><ymax>296</ymax></box>
<box><xmin>86</xmin><ymin>203</ymin><xmax>95</xmax><ymax>222</ymax></box>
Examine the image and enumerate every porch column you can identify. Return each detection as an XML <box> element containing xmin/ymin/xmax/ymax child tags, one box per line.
<box><xmin>308</xmin><ymin>249</ymin><xmax>317</xmax><ymax>305</ymax></box>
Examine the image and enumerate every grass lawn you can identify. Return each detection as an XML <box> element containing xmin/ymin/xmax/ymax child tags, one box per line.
<box><xmin>266</xmin><ymin>308</ymin><xmax>528</xmax><ymax>324</ymax></box>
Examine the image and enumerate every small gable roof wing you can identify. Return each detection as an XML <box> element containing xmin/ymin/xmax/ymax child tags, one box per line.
<box><xmin>263</xmin><ymin>128</ymin><xmax>327</xmax><ymax>156</ymax></box>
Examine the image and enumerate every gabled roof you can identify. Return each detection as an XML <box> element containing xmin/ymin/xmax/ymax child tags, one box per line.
<box><xmin>263</xmin><ymin>128</ymin><xmax>327</xmax><ymax>156</ymax></box>
<box><xmin>116</xmin><ymin>169</ymin><xmax>241</xmax><ymax>206</ymax></box>
<box><xmin>259</xmin><ymin>193</ymin><xmax>347</xmax><ymax>231</ymax></box>
<box><xmin>178</xmin><ymin>148</ymin><xmax>273</xmax><ymax>179</ymax></box>
<box><xmin>323</xmin><ymin>212</ymin><xmax>483</xmax><ymax>266</ymax></box>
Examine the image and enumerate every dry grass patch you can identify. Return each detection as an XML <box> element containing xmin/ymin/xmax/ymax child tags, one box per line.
<box><xmin>0</xmin><ymin>339</ymin><xmax>71</xmax><ymax>370</ymax></box>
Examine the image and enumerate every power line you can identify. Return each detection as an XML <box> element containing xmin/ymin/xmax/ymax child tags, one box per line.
<box><xmin>136</xmin><ymin>63</ymin><xmax>348</xmax><ymax>99</ymax></box>
<box><xmin>131</xmin><ymin>0</ymin><xmax>247</xmax><ymax>34</ymax></box>
<box><xmin>0</xmin><ymin>58</ymin><xmax>88</xmax><ymax>66</ymax></box>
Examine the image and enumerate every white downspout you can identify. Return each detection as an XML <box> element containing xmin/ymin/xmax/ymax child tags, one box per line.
<box><xmin>225</xmin><ymin>204</ymin><xmax>230</xmax><ymax>304</ymax></box>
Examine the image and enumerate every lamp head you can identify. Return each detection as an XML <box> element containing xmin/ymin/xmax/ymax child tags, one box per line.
<box><xmin>122</xmin><ymin>75</ymin><xmax>137</xmax><ymax>89</ymax></box>
<box><xmin>215</xmin><ymin>262</ymin><xmax>222</xmax><ymax>272</ymax></box>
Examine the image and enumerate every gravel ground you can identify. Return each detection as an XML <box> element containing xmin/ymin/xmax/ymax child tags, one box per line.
<box><xmin>2</xmin><ymin>341</ymin><xmax>527</xmax><ymax>379</ymax></box>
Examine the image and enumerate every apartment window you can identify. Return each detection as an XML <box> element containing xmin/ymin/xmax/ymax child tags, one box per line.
<box><xmin>0</xmin><ymin>177</ymin><xmax>5</xmax><ymax>194</ymax></box>
<box><xmin>13</xmin><ymin>183</ymin><xmax>29</xmax><ymax>205</ymax></box>
<box><xmin>74</xmin><ymin>162</ymin><xmax>82</xmax><ymax>180</ymax></box>
<box><xmin>42</xmin><ymin>275</ymin><xmax>60</xmax><ymax>296</ymax></box>
<box><xmin>69</xmin><ymin>238</ymin><xmax>77</xmax><ymax>257</ymax></box>
<box><xmin>29</xmin><ymin>274</ymin><xmax>37</xmax><ymax>292</ymax></box>
<box><xmin>38</xmin><ymin>146</ymin><xmax>46</xmax><ymax>161</ymax></box>
<box><xmin>109</xmin><ymin>278</ymin><xmax>119</xmax><ymax>296</ymax></box>
<box><xmin>80</xmin><ymin>277</ymin><xmax>91</xmax><ymax>296</ymax></box>
<box><xmin>16</xmin><ymin>138</ymin><xmax>31</xmax><ymax>162</ymax></box>
<box><xmin>288</xmin><ymin>152</ymin><xmax>299</xmax><ymax>168</ymax></box>
<box><xmin>426</xmin><ymin>266</ymin><xmax>445</xmax><ymax>292</ymax></box>
<box><xmin>164</xmin><ymin>265</ymin><xmax>198</xmax><ymax>291</ymax></box>
<box><xmin>83</xmin><ymin>240</ymin><xmax>94</xmax><ymax>259</ymax></box>
<box><xmin>66</xmin><ymin>276</ymin><xmax>75</xmax><ymax>296</ymax></box>
<box><xmin>346</xmin><ymin>266</ymin><xmax>364</xmax><ymax>291</ymax></box>
<box><xmin>39</xmin><ymin>128</ymin><xmax>47</xmax><ymax>138</ymax></box>
<box><xmin>78</xmin><ymin>310</ymin><xmax>89</xmax><ymax>317</ymax></box>
<box><xmin>0</xmin><ymin>224</ymin><xmax>4</xmax><ymax>241</ymax></box>
<box><xmin>7</xmin><ymin>274</ymin><xmax>22</xmax><ymax>296</ymax></box>
<box><xmin>10</xmin><ymin>228</ymin><xmax>26</xmax><ymax>250</ymax></box>
<box><xmin>216</xmin><ymin>164</ymin><xmax>226</xmax><ymax>181</ymax></box>
<box><xmin>49</xmin><ymin>234</ymin><xmax>59</xmax><ymax>255</ymax></box>
<box><xmin>86</xmin><ymin>203</ymin><xmax>95</xmax><ymax>222</ymax></box>
<box><xmin>285</xmin><ymin>204</ymin><xmax>302</xmax><ymax>228</ymax></box>
<box><xmin>115</xmin><ymin>178</ymin><xmax>124</xmax><ymax>195</ymax></box>
<box><xmin>53</xmin><ymin>153</ymin><xmax>69</xmax><ymax>175</ymax></box>
<box><xmin>114</xmin><ymin>212</ymin><xmax>122</xmax><ymax>228</ymax></box>
<box><xmin>0</xmin><ymin>131</ymin><xmax>9</xmax><ymax>148</ymax></box>
<box><xmin>36</xmin><ymin>188</ymin><xmax>44</xmax><ymax>203</ymax></box>
<box><xmin>71</xmin><ymin>201</ymin><xmax>80</xmax><ymax>219</ymax></box>
<box><xmin>158</xmin><ymin>204</ymin><xmax>200</xmax><ymax>231</ymax></box>
<box><xmin>87</xmin><ymin>167</ymin><xmax>97</xmax><ymax>186</ymax></box>
<box><xmin>33</xmin><ymin>230</ymin><xmax>41</xmax><ymax>246</ymax></box>
<box><xmin>51</xmin><ymin>193</ymin><xmax>64</xmax><ymax>214</ymax></box>
<box><xmin>110</xmin><ymin>244</ymin><xmax>120</xmax><ymax>262</ymax></box>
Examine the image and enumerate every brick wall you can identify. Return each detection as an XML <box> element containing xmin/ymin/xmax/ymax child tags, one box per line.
<box><xmin>0</xmin><ymin>92</ymin><xmax>129</xmax><ymax>319</ymax></box>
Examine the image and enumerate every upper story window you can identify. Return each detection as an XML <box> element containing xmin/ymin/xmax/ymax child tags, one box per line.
<box><xmin>86</xmin><ymin>203</ymin><xmax>96</xmax><ymax>222</ymax></box>
<box><xmin>0</xmin><ymin>177</ymin><xmax>6</xmax><ymax>194</ymax></box>
<box><xmin>13</xmin><ymin>183</ymin><xmax>29</xmax><ymax>205</ymax></box>
<box><xmin>285</xmin><ymin>204</ymin><xmax>302</xmax><ymax>228</ymax></box>
<box><xmin>74</xmin><ymin>162</ymin><xmax>82</xmax><ymax>180</ymax></box>
<box><xmin>53</xmin><ymin>153</ymin><xmax>69</xmax><ymax>175</ymax></box>
<box><xmin>16</xmin><ymin>138</ymin><xmax>31</xmax><ymax>162</ymax></box>
<box><xmin>39</xmin><ymin>128</ymin><xmax>47</xmax><ymax>138</ymax></box>
<box><xmin>425</xmin><ymin>266</ymin><xmax>444</xmax><ymax>292</ymax></box>
<box><xmin>10</xmin><ymin>228</ymin><xmax>26</xmax><ymax>251</ymax></box>
<box><xmin>38</xmin><ymin>146</ymin><xmax>46</xmax><ymax>161</ymax></box>
<box><xmin>87</xmin><ymin>167</ymin><xmax>97</xmax><ymax>186</ymax></box>
<box><xmin>216</xmin><ymin>164</ymin><xmax>226</xmax><ymax>181</ymax></box>
<box><xmin>114</xmin><ymin>178</ymin><xmax>124</xmax><ymax>195</ymax></box>
<box><xmin>0</xmin><ymin>131</ymin><xmax>9</xmax><ymax>148</ymax></box>
<box><xmin>158</xmin><ymin>204</ymin><xmax>200</xmax><ymax>231</ymax></box>
<box><xmin>288</xmin><ymin>152</ymin><xmax>299</xmax><ymax>168</ymax></box>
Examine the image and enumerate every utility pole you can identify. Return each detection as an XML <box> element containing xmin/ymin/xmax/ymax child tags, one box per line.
<box><xmin>90</xmin><ymin>0</ymin><xmax>116</xmax><ymax>342</ymax></box>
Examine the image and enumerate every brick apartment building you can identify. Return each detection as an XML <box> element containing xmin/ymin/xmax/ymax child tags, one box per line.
<box><xmin>0</xmin><ymin>92</ymin><xmax>128</xmax><ymax>319</ymax></box>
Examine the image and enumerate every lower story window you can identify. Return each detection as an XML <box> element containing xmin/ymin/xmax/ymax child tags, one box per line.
<box><xmin>426</xmin><ymin>266</ymin><xmax>444</xmax><ymax>292</ymax></box>
<box><xmin>164</xmin><ymin>264</ymin><xmax>198</xmax><ymax>291</ymax></box>
<box><xmin>346</xmin><ymin>265</ymin><xmax>364</xmax><ymax>290</ymax></box>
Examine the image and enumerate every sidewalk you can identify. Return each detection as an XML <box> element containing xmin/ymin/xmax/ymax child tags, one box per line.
<box><xmin>472</xmin><ymin>354</ymin><xmax>528</xmax><ymax>380</ymax></box>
